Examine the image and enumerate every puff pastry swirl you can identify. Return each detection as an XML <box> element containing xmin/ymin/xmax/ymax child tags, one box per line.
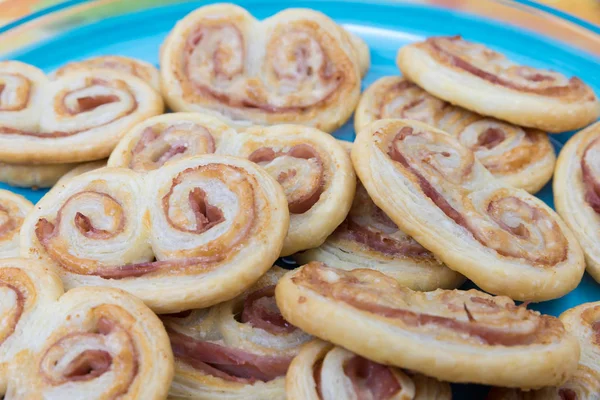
<box><xmin>164</xmin><ymin>266</ymin><xmax>312</xmax><ymax>400</ymax></box>
<box><xmin>488</xmin><ymin>301</ymin><xmax>600</xmax><ymax>399</ymax></box>
<box><xmin>0</xmin><ymin>190</ymin><xmax>33</xmax><ymax>259</ymax></box>
<box><xmin>110</xmin><ymin>115</ymin><xmax>356</xmax><ymax>256</ymax></box>
<box><xmin>159</xmin><ymin>3</ymin><xmax>362</xmax><ymax>132</ymax></box>
<box><xmin>0</xmin><ymin>258</ymin><xmax>63</xmax><ymax>395</ymax></box>
<box><xmin>53</xmin><ymin>55</ymin><xmax>161</xmax><ymax>92</ymax></box>
<box><xmin>0</xmin><ymin>61</ymin><xmax>163</xmax><ymax>164</ymax></box>
<box><xmin>554</xmin><ymin>121</ymin><xmax>600</xmax><ymax>283</ymax></box>
<box><xmin>20</xmin><ymin>155</ymin><xmax>289</xmax><ymax>313</ymax></box>
<box><xmin>397</xmin><ymin>36</ymin><xmax>600</xmax><ymax>132</ymax></box>
<box><xmin>355</xmin><ymin>77</ymin><xmax>555</xmax><ymax>193</ymax></box>
<box><xmin>276</xmin><ymin>262</ymin><xmax>580</xmax><ymax>388</ymax></box>
<box><xmin>6</xmin><ymin>284</ymin><xmax>174</xmax><ymax>399</ymax></box>
<box><xmin>352</xmin><ymin>119</ymin><xmax>584</xmax><ymax>301</ymax></box>
<box><xmin>295</xmin><ymin>140</ymin><xmax>463</xmax><ymax>290</ymax></box>
<box><xmin>286</xmin><ymin>340</ymin><xmax>452</xmax><ymax>400</ymax></box>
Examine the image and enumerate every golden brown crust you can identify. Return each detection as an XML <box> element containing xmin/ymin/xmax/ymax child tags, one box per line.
<box><xmin>286</xmin><ymin>340</ymin><xmax>452</xmax><ymax>400</ymax></box>
<box><xmin>165</xmin><ymin>267</ymin><xmax>311</xmax><ymax>400</ymax></box>
<box><xmin>20</xmin><ymin>156</ymin><xmax>289</xmax><ymax>313</ymax></box>
<box><xmin>0</xmin><ymin>190</ymin><xmax>33</xmax><ymax>259</ymax></box>
<box><xmin>554</xmin><ymin>121</ymin><xmax>600</xmax><ymax>283</ymax></box>
<box><xmin>53</xmin><ymin>55</ymin><xmax>161</xmax><ymax>92</ymax></box>
<box><xmin>352</xmin><ymin>119</ymin><xmax>584</xmax><ymax>301</ymax></box>
<box><xmin>355</xmin><ymin>76</ymin><xmax>556</xmax><ymax>193</ymax></box>
<box><xmin>160</xmin><ymin>4</ymin><xmax>362</xmax><ymax>132</ymax></box>
<box><xmin>397</xmin><ymin>36</ymin><xmax>600</xmax><ymax>132</ymax></box>
<box><xmin>276</xmin><ymin>262</ymin><xmax>580</xmax><ymax>388</ymax></box>
<box><xmin>110</xmin><ymin>115</ymin><xmax>356</xmax><ymax>256</ymax></box>
<box><xmin>295</xmin><ymin>181</ymin><xmax>465</xmax><ymax>291</ymax></box>
<box><xmin>0</xmin><ymin>61</ymin><xmax>163</xmax><ymax>164</ymax></box>
<box><xmin>488</xmin><ymin>301</ymin><xmax>600</xmax><ymax>399</ymax></box>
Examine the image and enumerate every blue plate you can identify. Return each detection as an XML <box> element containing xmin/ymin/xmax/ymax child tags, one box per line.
<box><xmin>1</xmin><ymin>1</ymin><xmax>599</xmax><ymax>397</ymax></box>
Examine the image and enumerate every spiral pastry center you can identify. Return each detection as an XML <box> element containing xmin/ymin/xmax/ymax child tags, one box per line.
<box><xmin>581</xmin><ymin>138</ymin><xmax>600</xmax><ymax>214</ymax></box>
<box><xmin>384</xmin><ymin>126</ymin><xmax>567</xmax><ymax>266</ymax></box>
<box><xmin>130</xmin><ymin>123</ymin><xmax>216</xmax><ymax>171</ymax></box>
<box><xmin>0</xmin><ymin>74</ymin><xmax>30</xmax><ymax>111</ymax></box>
<box><xmin>39</xmin><ymin>313</ymin><xmax>138</xmax><ymax>397</ymax></box>
<box><xmin>249</xmin><ymin>144</ymin><xmax>324</xmax><ymax>214</ymax></box>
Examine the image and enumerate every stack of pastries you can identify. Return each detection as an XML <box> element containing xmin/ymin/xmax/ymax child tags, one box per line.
<box><xmin>1</xmin><ymin>3</ymin><xmax>600</xmax><ymax>399</ymax></box>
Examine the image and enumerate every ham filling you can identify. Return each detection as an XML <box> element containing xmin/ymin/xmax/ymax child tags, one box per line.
<box><xmin>168</xmin><ymin>286</ymin><xmax>297</xmax><ymax>382</ymax></box>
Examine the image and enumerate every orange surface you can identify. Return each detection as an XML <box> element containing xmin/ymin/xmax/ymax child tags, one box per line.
<box><xmin>0</xmin><ymin>0</ymin><xmax>598</xmax><ymax>26</ymax></box>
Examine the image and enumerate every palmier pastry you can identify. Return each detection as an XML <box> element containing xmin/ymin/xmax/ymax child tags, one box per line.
<box><xmin>554</xmin><ymin>121</ymin><xmax>600</xmax><ymax>283</ymax></box>
<box><xmin>0</xmin><ymin>258</ymin><xmax>63</xmax><ymax>395</ymax></box>
<box><xmin>0</xmin><ymin>190</ymin><xmax>33</xmax><ymax>259</ymax></box>
<box><xmin>53</xmin><ymin>55</ymin><xmax>161</xmax><ymax>91</ymax></box>
<box><xmin>228</xmin><ymin>125</ymin><xmax>355</xmax><ymax>255</ymax></box>
<box><xmin>295</xmin><ymin>140</ymin><xmax>463</xmax><ymax>290</ymax></box>
<box><xmin>54</xmin><ymin>160</ymin><xmax>107</xmax><ymax>187</ymax></box>
<box><xmin>286</xmin><ymin>340</ymin><xmax>452</xmax><ymax>400</ymax></box>
<box><xmin>276</xmin><ymin>262</ymin><xmax>580</xmax><ymax>388</ymax></box>
<box><xmin>108</xmin><ymin>112</ymin><xmax>236</xmax><ymax>172</ymax></box>
<box><xmin>20</xmin><ymin>155</ymin><xmax>289</xmax><ymax>313</ymax></box>
<box><xmin>6</xmin><ymin>285</ymin><xmax>173</xmax><ymax>399</ymax></box>
<box><xmin>355</xmin><ymin>77</ymin><xmax>555</xmax><ymax>193</ymax></box>
<box><xmin>352</xmin><ymin>119</ymin><xmax>584</xmax><ymax>301</ymax></box>
<box><xmin>160</xmin><ymin>3</ymin><xmax>362</xmax><ymax>132</ymax></box>
<box><xmin>110</xmin><ymin>116</ymin><xmax>355</xmax><ymax>256</ymax></box>
<box><xmin>0</xmin><ymin>162</ymin><xmax>80</xmax><ymax>188</ymax></box>
<box><xmin>164</xmin><ymin>266</ymin><xmax>312</xmax><ymax>400</ymax></box>
<box><xmin>397</xmin><ymin>36</ymin><xmax>600</xmax><ymax>132</ymax></box>
<box><xmin>0</xmin><ymin>61</ymin><xmax>163</xmax><ymax>164</ymax></box>
<box><xmin>488</xmin><ymin>301</ymin><xmax>600</xmax><ymax>399</ymax></box>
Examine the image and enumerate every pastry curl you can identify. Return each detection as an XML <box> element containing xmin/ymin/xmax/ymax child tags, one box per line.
<box><xmin>160</xmin><ymin>3</ymin><xmax>362</xmax><ymax>132</ymax></box>
<box><xmin>0</xmin><ymin>258</ymin><xmax>63</xmax><ymax>394</ymax></box>
<box><xmin>352</xmin><ymin>119</ymin><xmax>584</xmax><ymax>301</ymax></box>
<box><xmin>164</xmin><ymin>267</ymin><xmax>311</xmax><ymax>400</ymax></box>
<box><xmin>488</xmin><ymin>301</ymin><xmax>600</xmax><ymax>399</ymax></box>
<box><xmin>397</xmin><ymin>36</ymin><xmax>599</xmax><ymax>132</ymax></box>
<box><xmin>286</xmin><ymin>340</ymin><xmax>452</xmax><ymax>400</ymax></box>
<box><xmin>276</xmin><ymin>262</ymin><xmax>580</xmax><ymax>388</ymax></box>
<box><xmin>0</xmin><ymin>62</ymin><xmax>163</xmax><ymax>164</ymax></box>
<box><xmin>6</xmin><ymin>284</ymin><xmax>173</xmax><ymax>399</ymax></box>
<box><xmin>554</xmin><ymin>121</ymin><xmax>600</xmax><ymax>283</ymax></box>
<box><xmin>0</xmin><ymin>190</ymin><xmax>33</xmax><ymax>258</ymax></box>
<box><xmin>53</xmin><ymin>55</ymin><xmax>161</xmax><ymax>92</ymax></box>
<box><xmin>21</xmin><ymin>155</ymin><xmax>289</xmax><ymax>313</ymax></box>
<box><xmin>108</xmin><ymin>112</ymin><xmax>236</xmax><ymax>172</ymax></box>
<box><xmin>110</xmin><ymin>115</ymin><xmax>355</xmax><ymax>256</ymax></box>
<box><xmin>355</xmin><ymin>77</ymin><xmax>555</xmax><ymax>193</ymax></box>
<box><xmin>296</xmin><ymin>140</ymin><xmax>463</xmax><ymax>290</ymax></box>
